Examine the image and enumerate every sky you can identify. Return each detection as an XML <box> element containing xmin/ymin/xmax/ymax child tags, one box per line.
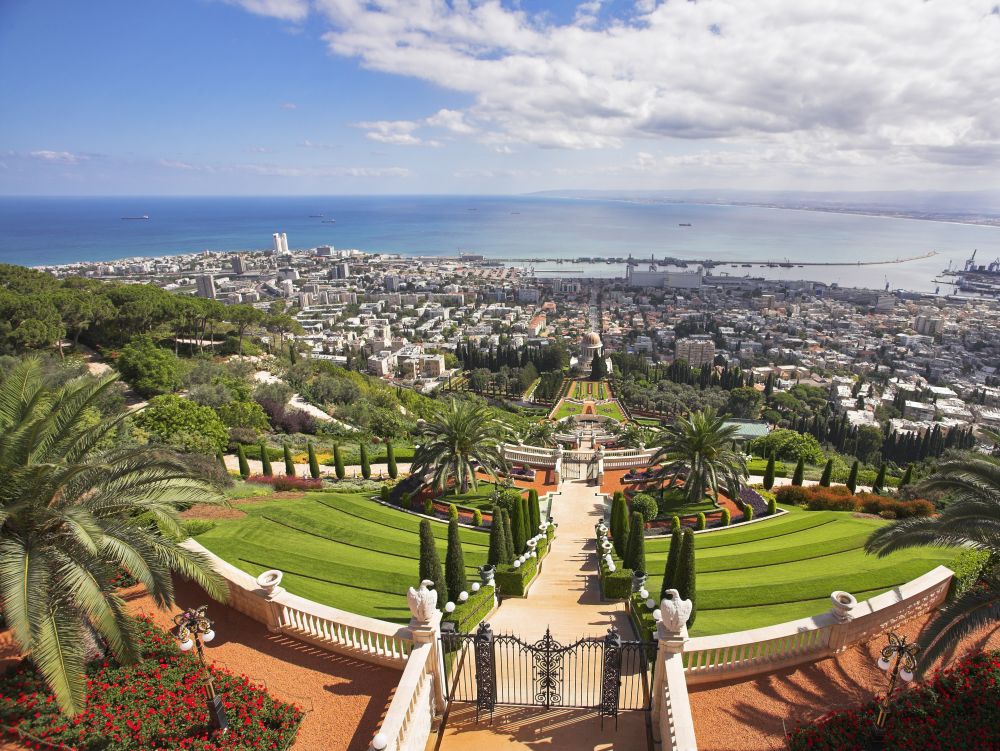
<box><xmin>1</xmin><ymin>0</ymin><xmax>999</xmax><ymax>195</ymax></box>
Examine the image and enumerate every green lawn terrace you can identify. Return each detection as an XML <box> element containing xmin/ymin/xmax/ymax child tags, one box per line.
<box><xmin>641</xmin><ymin>506</ymin><xmax>958</xmax><ymax>637</ymax></box>
<box><xmin>570</xmin><ymin>380</ymin><xmax>609</xmax><ymax>400</ymax></box>
<box><xmin>194</xmin><ymin>491</ymin><xmax>490</xmax><ymax>624</ymax></box>
<box><xmin>548</xmin><ymin>378</ymin><xmax>627</xmax><ymax>424</ymax></box>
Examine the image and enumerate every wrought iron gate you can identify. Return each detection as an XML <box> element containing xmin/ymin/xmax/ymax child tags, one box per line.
<box><xmin>441</xmin><ymin>624</ymin><xmax>656</xmax><ymax>725</ymax></box>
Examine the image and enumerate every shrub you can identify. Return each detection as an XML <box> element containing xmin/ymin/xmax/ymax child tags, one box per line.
<box><xmin>612</xmin><ymin>495</ymin><xmax>631</xmax><ymax>557</ymax></box>
<box><xmin>333</xmin><ymin>444</ymin><xmax>345</xmax><ymax>480</ymax></box>
<box><xmin>819</xmin><ymin>458</ymin><xmax>833</xmax><ymax>487</ymax></box>
<box><xmin>510</xmin><ymin>495</ymin><xmax>527</xmax><ymax>554</ymax></box>
<box><xmin>424</xmin><ymin>498</ymin><xmax>434</xmax><ymax>515</ymax></box>
<box><xmin>182</xmin><ymin>519</ymin><xmax>216</xmax><ymax>537</ymax></box>
<box><xmin>237</xmin><ymin>444</ymin><xmax>250</xmax><ymax>479</ymax></box>
<box><xmin>442</xmin><ymin>584</ymin><xmax>495</xmax><ymax>632</ymax></box>
<box><xmin>449</xmin><ymin>503</ymin><xmax>459</xmax><ymax>521</ymax></box>
<box><xmin>494</xmin><ymin>556</ymin><xmax>538</xmax><ymax>597</ymax></box>
<box><xmin>501</xmin><ymin>508</ymin><xmax>515</xmax><ymax>562</ymax></box>
<box><xmin>630</xmin><ymin>493</ymin><xmax>658</xmax><ymax>523</ymax></box>
<box><xmin>528</xmin><ymin>489</ymin><xmax>541</xmax><ymax>534</ymax></box>
<box><xmin>721</xmin><ymin>508</ymin><xmax>731</xmax><ymax>526</ymax></box>
<box><xmin>671</xmin><ymin>515</ymin><xmax>681</xmax><ymax>533</ymax></box>
<box><xmin>499</xmin><ymin>488</ymin><xmax>523</xmax><ymax>513</ymax></box>
<box><xmin>763</xmin><ymin>455</ymin><xmax>775</xmax><ymax>490</ymax></box>
<box><xmin>116</xmin><ymin>335</ymin><xmax>180</xmax><ymax>397</ymax></box>
<box><xmin>260</xmin><ymin>440</ymin><xmax>273</xmax><ymax>476</ymax></box>
<box><xmin>846</xmin><ymin>460</ymin><xmax>859</xmax><ymax>494</ymax></box>
<box><xmin>283</xmin><ymin>443</ymin><xmax>295</xmax><ymax>477</ymax></box>
<box><xmin>135</xmin><ymin>394</ymin><xmax>228</xmax><ymax>454</ymax></box>
<box><xmin>308</xmin><ymin>441</ymin><xmax>321</xmax><ymax>479</ymax></box>
<box><xmin>743</xmin><ymin>504</ymin><xmax>754</xmax><ymax>522</ymax></box>
<box><xmin>695</xmin><ymin>512</ymin><xmax>706</xmax><ymax>530</ymax></box>
<box><xmin>623</xmin><ymin>511</ymin><xmax>646</xmax><ymax>573</ymax></box>
<box><xmin>872</xmin><ymin>463</ymin><xmax>887</xmax><ymax>495</ymax></box>
<box><xmin>473</xmin><ymin>508</ymin><xmax>484</xmax><ymax>527</ymax></box>
<box><xmin>601</xmin><ymin>568</ymin><xmax>633</xmax><ymax>599</ymax></box>
<box><xmin>380</xmin><ymin>485</ymin><xmax>391</xmax><ymax>503</ymax></box>
<box><xmin>272</xmin><ymin>476</ymin><xmax>322</xmax><ymax>491</ymax></box>
<box><xmin>676</xmin><ymin>528</ymin><xmax>696</xmax><ymax>627</ymax></box>
<box><xmin>445</xmin><ymin>518</ymin><xmax>469</xmax><ymax>604</ymax></box>
<box><xmin>360</xmin><ymin>443</ymin><xmax>371</xmax><ymax>479</ymax></box>
<box><xmin>899</xmin><ymin>464</ymin><xmax>912</xmax><ymax>487</ymax></box>
<box><xmin>386</xmin><ymin>441</ymin><xmax>398</xmax><ymax>479</ymax></box>
<box><xmin>774</xmin><ymin>485</ymin><xmax>811</xmax><ymax>504</ymax></box>
<box><xmin>418</xmin><ymin>519</ymin><xmax>444</xmax><ymax>590</ymax></box>
<box><xmin>767</xmin><ymin>497</ymin><xmax>777</xmax><ymax>516</ymax></box>
<box><xmin>948</xmin><ymin>548</ymin><xmax>993</xmax><ymax>600</ymax></box>
<box><xmin>660</xmin><ymin>529</ymin><xmax>683</xmax><ymax>601</ymax></box>
<box><xmin>487</xmin><ymin>505</ymin><xmax>508</xmax><ymax>565</ymax></box>
<box><xmin>791</xmin><ymin>457</ymin><xmax>805</xmax><ymax>486</ymax></box>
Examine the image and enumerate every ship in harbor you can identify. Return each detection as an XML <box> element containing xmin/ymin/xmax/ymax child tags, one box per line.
<box><xmin>121</xmin><ymin>215</ymin><xmax>149</xmax><ymax>220</ymax></box>
<box><xmin>939</xmin><ymin>250</ymin><xmax>1000</xmax><ymax>296</ymax></box>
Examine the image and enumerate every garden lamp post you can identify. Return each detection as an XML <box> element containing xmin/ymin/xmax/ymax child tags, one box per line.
<box><xmin>174</xmin><ymin>605</ymin><xmax>228</xmax><ymax>734</ymax></box>
<box><xmin>870</xmin><ymin>631</ymin><xmax>919</xmax><ymax>749</ymax></box>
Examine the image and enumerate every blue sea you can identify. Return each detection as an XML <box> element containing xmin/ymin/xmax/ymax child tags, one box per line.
<box><xmin>1</xmin><ymin>195</ymin><xmax>998</xmax><ymax>292</ymax></box>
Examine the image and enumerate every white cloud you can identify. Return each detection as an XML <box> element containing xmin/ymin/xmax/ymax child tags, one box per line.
<box><xmin>221</xmin><ymin>0</ymin><xmax>309</xmax><ymax>22</ymax></box>
<box><xmin>297</xmin><ymin>0</ymin><xmax>1000</xmax><ymax>176</ymax></box>
<box><xmin>426</xmin><ymin>108</ymin><xmax>476</xmax><ymax>135</ymax></box>
<box><xmin>299</xmin><ymin>139</ymin><xmax>340</xmax><ymax>149</ymax></box>
<box><xmin>30</xmin><ymin>150</ymin><xmax>87</xmax><ymax>164</ymax></box>
<box><xmin>280</xmin><ymin>101</ymin><xmax>298</xmax><ymax>110</ymax></box>
<box><xmin>157</xmin><ymin>157</ymin><xmax>411</xmax><ymax>178</ymax></box>
<box><xmin>355</xmin><ymin>119</ymin><xmax>424</xmax><ymax>145</ymax></box>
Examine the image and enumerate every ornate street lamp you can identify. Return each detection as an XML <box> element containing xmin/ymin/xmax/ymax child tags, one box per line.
<box><xmin>870</xmin><ymin>632</ymin><xmax>919</xmax><ymax>748</ymax></box>
<box><xmin>174</xmin><ymin>605</ymin><xmax>228</xmax><ymax>734</ymax></box>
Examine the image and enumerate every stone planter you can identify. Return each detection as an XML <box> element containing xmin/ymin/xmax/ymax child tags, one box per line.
<box><xmin>479</xmin><ymin>564</ymin><xmax>496</xmax><ymax>586</ymax></box>
<box><xmin>830</xmin><ymin>590</ymin><xmax>858</xmax><ymax>623</ymax></box>
<box><xmin>256</xmin><ymin>569</ymin><xmax>283</xmax><ymax>595</ymax></box>
<box><xmin>632</xmin><ymin>570</ymin><xmax>648</xmax><ymax>593</ymax></box>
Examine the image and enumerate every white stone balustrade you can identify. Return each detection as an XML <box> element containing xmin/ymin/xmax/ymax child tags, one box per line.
<box><xmin>368</xmin><ymin>641</ymin><xmax>437</xmax><ymax>751</ymax></box>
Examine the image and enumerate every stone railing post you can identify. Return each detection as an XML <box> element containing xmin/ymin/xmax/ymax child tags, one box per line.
<box><xmin>256</xmin><ymin>570</ymin><xmax>285</xmax><ymax>633</ymax></box>
<box><xmin>651</xmin><ymin>591</ymin><xmax>698</xmax><ymax>750</ymax></box>
<box><xmin>406</xmin><ymin>580</ymin><xmax>447</xmax><ymax>712</ymax></box>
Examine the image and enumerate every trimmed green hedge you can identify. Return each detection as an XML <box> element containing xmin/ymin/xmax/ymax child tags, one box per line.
<box><xmin>443</xmin><ymin>585</ymin><xmax>496</xmax><ymax>632</ymax></box>
<box><xmin>495</xmin><ymin>557</ymin><xmax>538</xmax><ymax>597</ymax></box>
<box><xmin>949</xmin><ymin>548</ymin><xmax>993</xmax><ymax>601</ymax></box>
<box><xmin>598</xmin><ymin>547</ymin><xmax>633</xmax><ymax>600</ymax></box>
<box><xmin>628</xmin><ymin>593</ymin><xmax>656</xmax><ymax>642</ymax></box>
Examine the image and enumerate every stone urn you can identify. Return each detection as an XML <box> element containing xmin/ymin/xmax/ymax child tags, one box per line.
<box><xmin>527</xmin><ymin>539</ymin><xmax>538</xmax><ymax>552</ymax></box>
<box><xmin>479</xmin><ymin>564</ymin><xmax>496</xmax><ymax>586</ymax></box>
<box><xmin>256</xmin><ymin>569</ymin><xmax>283</xmax><ymax>596</ymax></box>
<box><xmin>830</xmin><ymin>591</ymin><xmax>858</xmax><ymax>623</ymax></box>
<box><xmin>632</xmin><ymin>570</ymin><xmax>648</xmax><ymax>593</ymax></box>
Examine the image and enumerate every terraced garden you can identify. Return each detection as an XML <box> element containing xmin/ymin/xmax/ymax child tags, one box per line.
<box><xmin>644</xmin><ymin>506</ymin><xmax>958</xmax><ymax>637</ymax></box>
<box><xmin>194</xmin><ymin>491</ymin><xmax>490</xmax><ymax>623</ymax></box>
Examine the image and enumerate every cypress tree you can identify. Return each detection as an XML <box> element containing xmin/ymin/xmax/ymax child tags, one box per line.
<box><xmin>763</xmin><ymin>455</ymin><xmax>776</xmax><ymax>490</ymax></box>
<box><xmin>418</xmin><ymin>519</ymin><xmax>444</xmax><ymax>590</ymax></box>
<box><xmin>899</xmin><ymin>465</ymin><xmax>912</xmax><ymax>488</ymax></box>
<box><xmin>307</xmin><ymin>441</ymin><xmax>320</xmax><ymax>480</ymax></box>
<box><xmin>520</xmin><ymin>498</ymin><xmax>531</xmax><ymax>547</ymax></box>
<box><xmin>610</xmin><ymin>492</ymin><xmax>625</xmax><ymax>544</ymax></box>
<box><xmin>283</xmin><ymin>443</ymin><xmax>295</xmax><ymax>477</ymax></box>
<box><xmin>660</xmin><ymin>529</ymin><xmax>683</xmax><ymax>601</ymax></box>
<box><xmin>360</xmin><ymin>443</ymin><xmax>371</xmax><ymax>480</ymax></box>
<box><xmin>846</xmin><ymin>460</ymin><xmax>859</xmax><ymax>494</ymax></box>
<box><xmin>819</xmin><ymin>458</ymin><xmax>833</xmax><ymax>487</ymax></box>
<box><xmin>528</xmin><ymin>489</ymin><xmax>541</xmax><ymax>535</ymax></box>
<box><xmin>510</xmin><ymin>497</ymin><xmax>527</xmax><ymax>554</ymax></box>
<box><xmin>487</xmin><ymin>506</ymin><xmax>506</xmax><ymax>566</ymax></box>
<box><xmin>445</xmin><ymin>518</ymin><xmax>468</xmax><ymax>603</ymax></box>
<box><xmin>623</xmin><ymin>511</ymin><xmax>646</xmax><ymax>573</ymax></box>
<box><xmin>676</xmin><ymin>528</ymin><xmax>697</xmax><ymax>628</ymax></box>
<box><xmin>501</xmin><ymin>508</ymin><xmax>515</xmax><ymax>563</ymax></box>
<box><xmin>237</xmin><ymin>444</ymin><xmax>250</xmax><ymax>479</ymax></box>
<box><xmin>260</xmin><ymin>441</ymin><xmax>272</xmax><ymax>476</ymax></box>
<box><xmin>386</xmin><ymin>442</ymin><xmax>398</xmax><ymax>479</ymax></box>
<box><xmin>791</xmin><ymin>457</ymin><xmax>804</xmax><ymax>486</ymax></box>
<box><xmin>612</xmin><ymin>495</ymin><xmax>630</xmax><ymax>558</ymax></box>
<box><xmin>217</xmin><ymin>450</ymin><xmax>227</xmax><ymax>474</ymax></box>
<box><xmin>872</xmin><ymin>464</ymin><xmax>887</xmax><ymax>495</ymax></box>
<box><xmin>333</xmin><ymin>444</ymin><xmax>345</xmax><ymax>480</ymax></box>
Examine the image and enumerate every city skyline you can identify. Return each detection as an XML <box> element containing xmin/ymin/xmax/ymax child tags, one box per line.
<box><xmin>2</xmin><ymin>0</ymin><xmax>999</xmax><ymax>195</ymax></box>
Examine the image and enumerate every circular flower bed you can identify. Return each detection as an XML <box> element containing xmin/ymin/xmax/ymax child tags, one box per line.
<box><xmin>787</xmin><ymin>650</ymin><xmax>1000</xmax><ymax>750</ymax></box>
<box><xmin>0</xmin><ymin>617</ymin><xmax>302</xmax><ymax>751</ymax></box>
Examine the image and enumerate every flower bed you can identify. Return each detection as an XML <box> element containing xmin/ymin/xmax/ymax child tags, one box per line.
<box><xmin>774</xmin><ymin>485</ymin><xmax>934</xmax><ymax>518</ymax></box>
<box><xmin>739</xmin><ymin>486</ymin><xmax>770</xmax><ymax>518</ymax></box>
<box><xmin>0</xmin><ymin>617</ymin><xmax>303</xmax><ymax>751</ymax></box>
<box><xmin>787</xmin><ymin>650</ymin><xmax>1000</xmax><ymax>750</ymax></box>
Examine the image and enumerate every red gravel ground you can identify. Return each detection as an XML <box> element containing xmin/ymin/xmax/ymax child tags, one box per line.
<box><xmin>689</xmin><ymin>614</ymin><xmax>1000</xmax><ymax>751</ymax></box>
<box><xmin>0</xmin><ymin>577</ymin><xmax>399</xmax><ymax>751</ymax></box>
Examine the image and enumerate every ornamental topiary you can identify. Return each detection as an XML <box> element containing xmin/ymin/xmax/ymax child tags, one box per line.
<box><xmin>307</xmin><ymin>441</ymin><xmax>321</xmax><ymax>480</ymax></box>
<box><xmin>360</xmin><ymin>443</ymin><xmax>371</xmax><ymax>480</ymax></box>
<box><xmin>631</xmin><ymin>493</ymin><xmax>658</xmax><ymax>524</ymax></box>
<box><xmin>767</xmin><ymin>497</ymin><xmax>777</xmax><ymax>515</ymax></box>
<box><xmin>386</xmin><ymin>442</ymin><xmax>398</xmax><ymax>479</ymax></box>
<box><xmin>237</xmin><ymin>444</ymin><xmax>250</xmax><ymax>479</ymax></box>
<box><xmin>695</xmin><ymin>512</ymin><xmax>706</xmax><ymax>531</ymax></box>
<box><xmin>676</xmin><ymin>528</ymin><xmax>696</xmax><ymax>628</ymax></box>
<box><xmin>763</xmin><ymin>454</ymin><xmax>776</xmax><ymax>490</ymax></box>
<box><xmin>501</xmin><ymin>508</ymin><xmax>516</xmax><ymax>562</ymax></box>
<box><xmin>623</xmin><ymin>511</ymin><xmax>646</xmax><ymax>573</ymax></box>
<box><xmin>283</xmin><ymin>443</ymin><xmax>295</xmax><ymax>477</ymax></box>
<box><xmin>424</xmin><ymin>498</ymin><xmax>434</xmax><ymax>515</ymax></box>
<box><xmin>671</xmin><ymin>515</ymin><xmax>681</xmax><ymax>533</ymax></box>
<box><xmin>819</xmin><ymin>458</ymin><xmax>833</xmax><ymax>487</ymax></box>
<box><xmin>660</xmin><ymin>528</ymin><xmax>683</xmax><ymax>601</ymax></box>
<box><xmin>487</xmin><ymin>505</ymin><xmax>507</xmax><ymax>565</ymax></box>
<box><xmin>612</xmin><ymin>494</ymin><xmax>630</xmax><ymax>558</ymax></box>
<box><xmin>260</xmin><ymin>441</ymin><xmax>273</xmax><ymax>476</ymax></box>
<box><xmin>380</xmin><ymin>485</ymin><xmax>390</xmax><ymax>503</ymax></box>
<box><xmin>510</xmin><ymin>496</ymin><xmax>527</xmax><ymax>554</ymax></box>
<box><xmin>610</xmin><ymin>491</ymin><xmax>625</xmax><ymax>545</ymax></box>
<box><xmin>418</xmin><ymin>518</ymin><xmax>444</xmax><ymax>591</ymax></box>
<box><xmin>846</xmin><ymin>460</ymin><xmax>859</xmax><ymax>494</ymax></box>
<box><xmin>333</xmin><ymin>444</ymin><xmax>345</xmax><ymax>480</ymax></box>
<box><xmin>445</xmin><ymin>518</ymin><xmax>468</xmax><ymax>603</ymax></box>
<box><xmin>791</xmin><ymin>457</ymin><xmax>805</xmax><ymax>486</ymax></box>
<box><xmin>528</xmin><ymin>489</ymin><xmax>541</xmax><ymax>534</ymax></box>
<box><xmin>899</xmin><ymin>464</ymin><xmax>912</xmax><ymax>488</ymax></box>
<box><xmin>473</xmin><ymin>509</ymin><xmax>483</xmax><ymax>527</ymax></box>
<box><xmin>721</xmin><ymin>508</ymin><xmax>731</xmax><ymax>526</ymax></box>
<box><xmin>449</xmin><ymin>503</ymin><xmax>459</xmax><ymax>521</ymax></box>
<box><xmin>872</xmin><ymin>463</ymin><xmax>887</xmax><ymax>495</ymax></box>
<box><xmin>744</xmin><ymin>504</ymin><xmax>754</xmax><ymax>522</ymax></box>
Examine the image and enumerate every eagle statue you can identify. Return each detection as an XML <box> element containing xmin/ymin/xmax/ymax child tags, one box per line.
<box><xmin>407</xmin><ymin>580</ymin><xmax>439</xmax><ymax>623</ymax></box>
<box><xmin>660</xmin><ymin>589</ymin><xmax>693</xmax><ymax>633</ymax></box>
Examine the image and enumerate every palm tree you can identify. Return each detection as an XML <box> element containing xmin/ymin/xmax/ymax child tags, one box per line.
<box><xmin>865</xmin><ymin>456</ymin><xmax>999</xmax><ymax>674</ymax></box>
<box><xmin>411</xmin><ymin>399</ymin><xmax>508</xmax><ymax>494</ymax></box>
<box><xmin>0</xmin><ymin>359</ymin><xmax>227</xmax><ymax>715</ymax></box>
<box><xmin>516</xmin><ymin>420</ymin><xmax>556</xmax><ymax>448</ymax></box>
<box><xmin>650</xmin><ymin>408</ymin><xmax>748</xmax><ymax>503</ymax></box>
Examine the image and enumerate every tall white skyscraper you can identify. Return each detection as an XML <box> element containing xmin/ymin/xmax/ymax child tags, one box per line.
<box><xmin>272</xmin><ymin>232</ymin><xmax>289</xmax><ymax>254</ymax></box>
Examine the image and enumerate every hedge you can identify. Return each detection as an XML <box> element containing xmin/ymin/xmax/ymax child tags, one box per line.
<box><xmin>775</xmin><ymin>485</ymin><xmax>934</xmax><ymax>518</ymax></box>
<box><xmin>494</xmin><ymin>556</ymin><xmax>538</xmax><ymax>597</ymax></box>
<box><xmin>598</xmin><ymin>547</ymin><xmax>633</xmax><ymax>600</ymax></box>
<box><xmin>628</xmin><ymin>593</ymin><xmax>657</xmax><ymax>642</ymax></box>
<box><xmin>948</xmin><ymin>548</ymin><xmax>993</xmax><ymax>601</ymax></box>
<box><xmin>443</xmin><ymin>584</ymin><xmax>496</xmax><ymax>632</ymax></box>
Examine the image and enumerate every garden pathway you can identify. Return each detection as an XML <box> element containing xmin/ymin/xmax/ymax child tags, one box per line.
<box><xmin>486</xmin><ymin>479</ymin><xmax>632</xmax><ymax>643</ymax></box>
